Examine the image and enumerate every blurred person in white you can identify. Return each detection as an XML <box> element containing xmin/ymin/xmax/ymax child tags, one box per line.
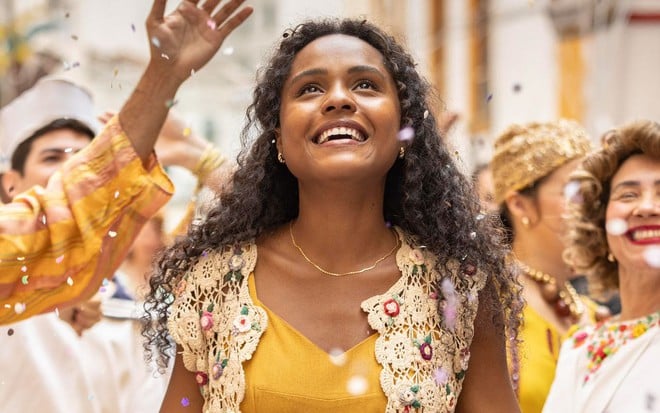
<box><xmin>543</xmin><ymin>120</ymin><xmax>660</xmax><ymax>413</ymax></box>
<box><xmin>0</xmin><ymin>79</ymin><xmax>225</xmax><ymax>412</ymax></box>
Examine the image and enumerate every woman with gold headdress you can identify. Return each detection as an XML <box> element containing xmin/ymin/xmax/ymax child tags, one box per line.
<box><xmin>490</xmin><ymin>120</ymin><xmax>608</xmax><ymax>413</ymax></box>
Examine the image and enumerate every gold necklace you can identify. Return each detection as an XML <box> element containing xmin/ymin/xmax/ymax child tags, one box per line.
<box><xmin>517</xmin><ymin>260</ymin><xmax>586</xmax><ymax>322</ymax></box>
<box><xmin>289</xmin><ymin>221</ymin><xmax>399</xmax><ymax>277</ymax></box>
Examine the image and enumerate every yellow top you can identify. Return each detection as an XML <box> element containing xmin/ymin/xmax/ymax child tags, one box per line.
<box><xmin>516</xmin><ymin>300</ymin><xmax>597</xmax><ymax>413</ymax></box>
<box><xmin>517</xmin><ymin>305</ymin><xmax>563</xmax><ymax>413</ymax></box>
<box><xmin>241</xmin><ymin>275</ymin><xmax>386</xmax><ymax>412</ymax></box>
<box><xmin>168</xmin><ymin>230</ymin><xmax>488</xmax><ymax>412</ymax></box>
<box><xmin>0</xmin><ymin>116</ymin><xmax>173</xmax><ymax>324</ymax></box>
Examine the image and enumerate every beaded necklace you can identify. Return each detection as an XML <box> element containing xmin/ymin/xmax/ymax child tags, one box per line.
<box><xmin>517</xmin><ymin>261</ymin><xmax>585</xmax><ymax>322</ymax></box>
<box><xmin>572</xmin><ymin>311</ymin><xmax>660</xmax><ymax>384</ymax></box>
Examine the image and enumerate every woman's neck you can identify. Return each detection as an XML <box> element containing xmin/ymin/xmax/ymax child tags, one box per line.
<box><xmin>617</xmin><ymin>266</ymin><xmax>660</xmax><ymax>320</ymax></box>
<box><xmin>291</xmin><ymin>184</ymin><xmax>394</xmax><ymax>273</ymax></box>
<box><xmin>512</xmin><ymin>235</ymin><xmax>573</xmax><ymax>283</ymax></box>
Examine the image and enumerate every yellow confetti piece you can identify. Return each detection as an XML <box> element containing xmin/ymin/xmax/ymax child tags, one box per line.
<box><xmin>183</xmin><ymin>127</ymin><xmax>191</xmax><ymax>137</ymax></box>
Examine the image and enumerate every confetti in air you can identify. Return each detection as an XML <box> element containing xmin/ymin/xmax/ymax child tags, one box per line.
<box><xmin>346</xmin><ymin>375</ymin><xmax>368</xmax><ymax>395</ymax></box>
<box><xmin>161</xmin><ymin>53</ymin><xmax>170</xmax><ymax>60</ymax></box>
<box><xmin>222</xmin><ymin>46</ymin><xmax>235</xmax><ymax>56</ymax></box>
<box><xmin>131</xmin><ymin>23</ymin><xmax>136</xmax><ymax>33</ymax></box>
<box><xmin>21</xmin><ymin>266</ymin><xmax>27</xmax><ymax>272</ymax></box>
<box><xmin>181</xmin><ymin>397</ymin><xmax>190</xmax><ymax>407</ymax></box>
<box><xmin>486</xmin><ymin>93</ymin><xmax>493</xmax><ymax>103</ymax></box>
<box><xmin>56</xmin><ymin>255</ymin><xmax>65</xmax><ymax>264</ymax></box>
<box><xmin>563</xmin><ymin>180</ymin><xmax>582</xmax><ymax>203</ymax></box>
<box><xmin>328</xmin><ymin>348</ymin><xmax>347</xmax><ymax>366</ymax></box>
<box><xmin>71</xmin><ymin>35</ymin><xmax>78</xmax><ymax>41</ymax></box>
<box><xmin>423</xmin><ymin>110</ymin><xmax>429</xmax><ymax>119</ymax></box>
<box><xmin>643</xmin><ymin>246</ymin><xmax>660</xmax><ymax>268</ymax></box>
<box><xmin>183</xmin><ymin>127</ymin><xmax>191</xmax><ymax>137</ymax></box>
<box><xmin>397</xmin><ymin>126</ymin><xmax>415</xmax><ymax>142</ymax></box>
<box><xmin>114</xmin><ymin>190</ymin><xmax>120</xmax><ymax>199</ymax></box>
<box><xmin>66</xmin><ymin>277</ymin><xmax>74</xmax><ymax>286</ymax></box>
<box><xmin>7</xmin><ymin>329</ymin><xmax>14</xmax><ymax>336</ymax></box>
<box><xmin>108</xmin><ymin>230</ymin><xmax>118</xmax><ymax>238</ymax></box>
<box><xmin>151</xmin><ymin>36</ymin><xmax>161</xmax><ymax>48</ymax></box>
<box><xmin>14</xmin><ymin>303</ymin><xmax>26</xmax><ymax>314</ymax></box>
<box><xmin>433</xmin><ymin>367</ymin><xmax>449</xmax><ymax>386</ymax></box>
<box><xmin>17</xmin><ymin>256</ymin><xmax>25</xmax><ymax>261</ymax></box>
<box><xmin>605</xmin><ymin>219</ymin><xmax>628</xmax><ymax>236</ymax></box>
<box><xmin>206</xmin><ymin>19</ymin><xmax>217</xmax><ymax>30</ymax></box>
<box><xmin>21</xmin><ymin>276</ymin><xmax>28</xmax><ymax>285</ymax></box>
<box><xmin>165</xmin><ymin>99</ymin><xmax>178</xmax><ymax>109</ymax></box>
<box><xmin>440</xmin><ymin>278</ymin><xmax>458</xmax><ymax>331</ymax></box>
<box><xmin>513</xmin><ymin>83</ymin><xmax>522</xmax><ymax>93</ymax></box>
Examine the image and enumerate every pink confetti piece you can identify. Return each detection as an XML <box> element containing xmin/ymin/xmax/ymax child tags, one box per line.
<box><xmin>56</xmin><ymin>255</ymin><xmax>64</xmax><ymax>264</ymax></box>
<box><xmin>21</xmin><ymin>266</ymin><xmax>27</xmax><ymax>272</ymax></box>
<box><xmin>397</xmin><ymin>126</ymin><xmax>414</xmax><ymax>142</ymax></box>
<box><xmin>206</xmin><ymin>19</ymin><xmax>217</xmax><ymax>30</ymax></box>
<box><xmin>433</xmin><ymin>367</ymin><xmax>449</xmax><ymax>386</ymax></box>
<box><xmin>181</xmin><ymin>397</ymin><xmax>190</xmax><ymax>407</ymax></box>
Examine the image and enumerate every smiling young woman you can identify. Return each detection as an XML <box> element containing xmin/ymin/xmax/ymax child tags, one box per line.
<box><xmin>144</xmin><ymin>7</ymin><xmax>523</xmax><ymax>413</ymax></box>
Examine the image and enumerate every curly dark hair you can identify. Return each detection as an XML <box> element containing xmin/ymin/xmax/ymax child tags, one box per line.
<box><xmin>143</xmin><ymin>18</ymin><xmax>523</xmax><ymax>372</ymax></box>
<box><xmin>563</xmin><ymin>120</ymin><xmax>660</xmax><ymax>298</ymax></box>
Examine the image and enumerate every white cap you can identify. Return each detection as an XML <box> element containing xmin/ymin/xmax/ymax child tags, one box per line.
<box><xmin>0</xmin><ymin>76</ymin><xmax>99</xmax><ymax>173</ymax></box>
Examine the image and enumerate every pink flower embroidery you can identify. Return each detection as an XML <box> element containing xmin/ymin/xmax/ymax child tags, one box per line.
<box><xmin>383</xmin><ymin>299</ymin><xmax>400</xmax><ymax>317</ymax></box>
<box><xmin>195</xmin><ymin>371</ymin><xmax>209</xmax><ymax>385</ymax></box>
<box><xmin>233</xmin><ymin>314</ymin><xmax>251</xmax><ymax>333</ymax></box>
<box><xmin>200</xmin><ymin>311</ymin><xmax>214</xmax><ymax>331</ymax></box>
<box><xmin>408</xmin><ymin>249</ymin><xmax>425</xmax><ymax>265</ymax></box>
<box><xmin>419</xmin><ymin>342</ymin><xmax>433</xmax><ymax>360</ymax></box>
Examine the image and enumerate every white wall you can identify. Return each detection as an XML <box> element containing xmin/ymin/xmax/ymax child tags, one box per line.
<box><xmin>489</xmin><ymin>0</ymin><xmax>559</xmax><ymax>139</ymax></box>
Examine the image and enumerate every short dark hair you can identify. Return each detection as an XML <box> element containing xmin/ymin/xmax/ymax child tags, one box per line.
<box><xmin>10</xmin><ymin>118</ymin><xmax>95</xmax><ymax>175</ymax></box>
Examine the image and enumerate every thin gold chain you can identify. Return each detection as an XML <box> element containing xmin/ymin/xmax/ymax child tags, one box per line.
<box><xmin>289</xmin><ymin>221</ymin><xmax>399</xmax><ymax>277</ymax></box>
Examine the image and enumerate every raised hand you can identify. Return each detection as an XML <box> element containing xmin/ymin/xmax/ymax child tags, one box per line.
<box><xmin>146</xmin><ymin>0</ymin><xmax>253</xmax><ymax>82</ymax></box>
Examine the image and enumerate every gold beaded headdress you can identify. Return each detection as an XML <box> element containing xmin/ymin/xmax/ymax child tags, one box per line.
<box><xmin>491</xmin><ymin>119</ymin><xmax>592</xmax><ymax>205</ymax></box>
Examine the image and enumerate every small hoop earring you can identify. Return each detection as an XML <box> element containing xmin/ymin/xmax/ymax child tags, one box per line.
<box><xmin>521</xmin><ymin>216</ymin><xmax>530</xmax><ymax>228</ymax></box>
<box><xmin>277</xmin><ymin>153</ymin><xmax>285</xmax><ymax>164</ymax></box>
<box><xmin>607</xmin><ymin>252</ymin><xmax>616</xmax><ymax>262</ymax></box>
<box><xmin>398</xmin><ymin>147</ymin><xmax>405</xmax><ymax>159</ymax></box>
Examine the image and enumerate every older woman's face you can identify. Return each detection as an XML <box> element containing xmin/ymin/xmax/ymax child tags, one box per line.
<box><xmin>606</xmin><ymin>154</ymin><xmax>660</xmax><ymax>270</ymax></box>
